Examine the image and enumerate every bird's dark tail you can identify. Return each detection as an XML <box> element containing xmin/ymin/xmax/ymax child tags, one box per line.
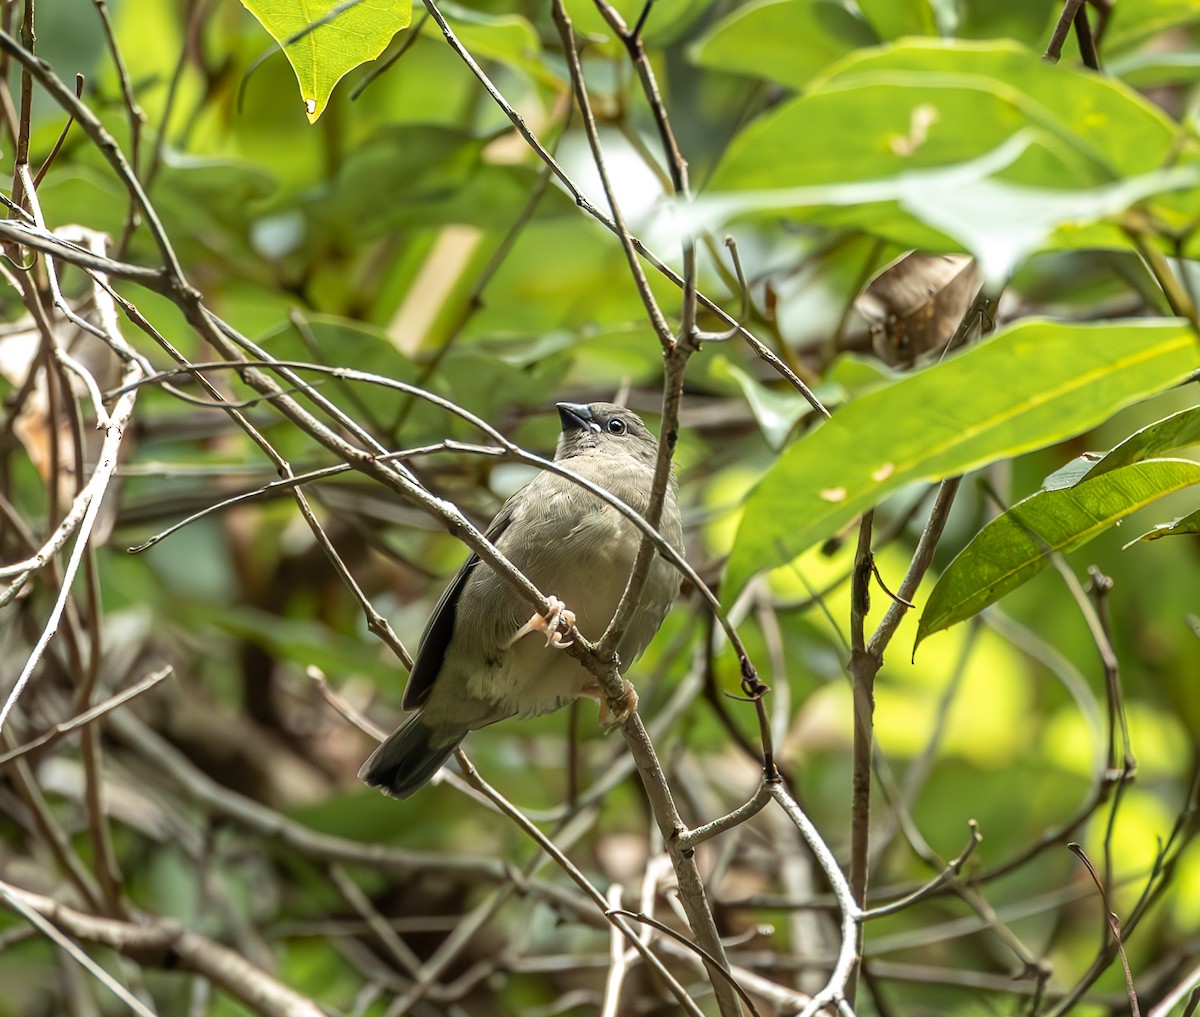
<box><xmin>358</xmin><ymin>714</ymin><xmax>464</xmax><ymax>799</ymax></box>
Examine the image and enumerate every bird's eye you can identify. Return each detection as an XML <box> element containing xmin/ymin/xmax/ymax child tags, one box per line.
<box><xmin>607</xmin><ymin>418</ymin><xmax>627</xmax><ymax>435</ymax></box>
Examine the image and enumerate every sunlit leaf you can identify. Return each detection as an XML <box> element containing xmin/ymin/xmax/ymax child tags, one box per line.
<box><xmin>724</xmin><ymin>319</ymin><xmax>1200</xmax><ymax>602</ymax></box>
<box><xmin>1125</xmin><ymin>507</ymin><xmax>1200</xmax><ymax>545</ymax></box>
<box><xmin>242</xmin><ymin>0</ymin><xmax>412</xmax><ymax>123</ymax></box>
<box><xmin>1083</xmin><ymin>405</ymin><xmax>1200</xmax><ymax>481</ymax></box>
<box><xmin>916</xmin><ymin>459</ymin><xmax>1200</xmax><ymax>646</ymax></box>
<box><xmin>1042</xmin><ymin>406</ymin><xmax>1200</xmax><ymax>491</ymax></box>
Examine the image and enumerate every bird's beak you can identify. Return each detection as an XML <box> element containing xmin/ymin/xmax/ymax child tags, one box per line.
<box><xmin>557</xmin><ymin>402</ymin><xmax>598</xmax><ymax>433</ymax></box>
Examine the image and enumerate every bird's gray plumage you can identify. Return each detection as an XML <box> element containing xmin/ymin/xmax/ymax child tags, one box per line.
<box><xmin>359</xmin><ymin>401</ymin><xmax>684</xmax><ymax>798</ymax></box>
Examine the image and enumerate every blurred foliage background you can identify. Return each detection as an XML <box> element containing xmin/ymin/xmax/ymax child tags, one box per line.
<box><xmin>1</xmin><ymin>0</ymin><xmax>1199</xmax><ymax>1014</ymax></box>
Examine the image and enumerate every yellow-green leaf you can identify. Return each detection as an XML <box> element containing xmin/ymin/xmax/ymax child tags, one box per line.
<box><xmin>723</xmin><ymin>319</ymin><xmax>1200</xmax><ymax>603</ymax></box>
<box><xmin>242</xmin><ymin>0</ymin><xmax>412</xmax><ymax>123</ymax></box>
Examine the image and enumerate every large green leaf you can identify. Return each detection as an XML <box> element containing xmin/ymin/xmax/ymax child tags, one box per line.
<box><xmin>690</xmin><ymin>0</ymin><xmax>878</xmax><ymax>90</ymax></box>
<box><xmin>723</xmin><ymin>319</ymin><xmax>1200</xmax><ymax>602</ymax></box>
<box><xmin>702</xmin><ymin>41</ymin><xmax>1196</xmax><ymax>271</ymax></box>
<box><xmin>808</xmin><ymin>40</ymin><xmax>1182</xmax><ymax>179</ymax></box>
<box><xmin>694</xmin><ymin>133</ymin><xmax>1200</xmax><ymax>281</ymax></box>
<box><xmin>242</xmin><ymin>0</ymin><xmax>412</xmax><ymax>123</ymax></box>
<box><xmin>916</xmin><ymin>459</ymin><xmax>1200</xmax><ymax>646</ymax></box>
<box><xmin>710</xmin><ymin>41</ymin><xmax>1183</xmax><ymax>190</ymax></box>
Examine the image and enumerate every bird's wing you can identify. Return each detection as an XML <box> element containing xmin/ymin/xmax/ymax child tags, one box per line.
<box><xmin>401</xmin><ymin>498</ymin><xmax>519</xmax><ymax>710</ymax></box>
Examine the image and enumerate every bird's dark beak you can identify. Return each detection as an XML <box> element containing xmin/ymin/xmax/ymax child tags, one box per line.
<box><xmin>557</xmin><ymin>402</ymin><xmax>596</xmax><ymax>433</ymax></box>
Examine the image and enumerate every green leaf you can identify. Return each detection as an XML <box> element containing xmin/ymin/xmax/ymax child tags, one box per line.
<box><xmin>1125</xmin><ymin>507</ymin><xmax>1200</xmax><ymax>545</ymax></box>
<box><xmin>916</xmin><ymin>459</ymin><xmax>1200</xmax><ymax>646</ymax></box>
<box><xmin>723</xmin><ymin>319</ymin><xmax>1200</xmax><ymax>602</ymax></box>
<box><xmin>242</xmin><ymin>0</ymin><xmax>412</xmax><ymax>123</ymax></box>
<box><xmin>1106</xmin><ymin>0</ymin><xmax>1200</xmax><ymax>53</ymax></box>
<box><xmin>710</xmin><ymin>40</ymin><xmax>1184</xmax><ymax>189</ymax></box>
<box><xmin>855</xmin><ymin>0</ymin><xmax>938</xmax><ymax>39</ymax></box>
<box><xmin>710</xmin><ymin>355</ymin><xmax>808</xmax><ymax>450</ymax></box>
<box><xmin>418</xmin><ymin>4</ymin><xmax>554</xmax><ymax>85</ymax></box>
<box><xmin>1042</xmin><ymin>404</ymin><xmax>1200</xmax><ymax>492</ymax></box>
<box><xmin>694</xmin><ymin>136</ymin><xmax>1200</xmax><ymax>282</ymax></box>
<box><xmin>701</xmin><ymin>40</ymin><xmax>1196</xmax><ymax>271</ymax></box>
<box><xmin>1082</xmin><ymin>405</ymin><xmax>1200</xmax><ymax>481</ymax></box>
<box><xmin>690</xmin><ymin>0</ymin><xmax>878</xmax><ymax>91</ymax></box>
<box><xmin>955</xmin><ymin>0</ymin><xmax>1059</xmax><ymax>45</ymax></box>
<box><xmin>258</xmin><ymin>313</ymin><xmax>447</xmax><ymax>438</ymax></box>
<box><xmin>1110</xmin><ymin>51</ymin><xmax>1200</xmax><ymax>90</ymax></box>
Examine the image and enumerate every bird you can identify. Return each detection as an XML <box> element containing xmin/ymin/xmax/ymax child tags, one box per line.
<box><xmin>359</xmin><ymin>401</ymin><xmax>684</xmax><ymax>798</ymax></box>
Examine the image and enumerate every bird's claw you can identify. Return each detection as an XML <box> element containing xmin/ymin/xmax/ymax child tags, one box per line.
<box><xmin>583</xmin><ymin>680</ymin><xmax>639</xmax><ymax>728</ymax></box>
<box><xmin>508</xmin><ymin>595</ymin><xmax>576</xmax><ymax>649</ymax></box>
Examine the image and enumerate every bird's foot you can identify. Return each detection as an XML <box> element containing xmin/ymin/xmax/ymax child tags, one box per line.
<box><xmin>508</xmin><ymin>595</ymin><xmax>576</xmax><ymax>649</ymax></box>
<box><xmin>582</xmin><ymin>680</ymin><xmax>639</xmax><ymax>728</ymax></box>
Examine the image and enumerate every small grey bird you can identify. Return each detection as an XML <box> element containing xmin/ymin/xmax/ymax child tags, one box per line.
<box><xmin>360</xmin><ymin>401</ymin><xmax>684</xmax><ymax>798</ymax></box>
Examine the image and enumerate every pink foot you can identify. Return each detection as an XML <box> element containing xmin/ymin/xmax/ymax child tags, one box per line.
<box><xmin>508</xmin><ymin>595</ymin><xmax>576</xmax><ymax>649</ymax></box>
<box><xmin>582</xmin><ymin>680</ymin><xmax>639</xmax><ymax>727</ymax></box>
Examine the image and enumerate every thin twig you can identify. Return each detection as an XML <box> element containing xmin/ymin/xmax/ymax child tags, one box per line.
<box><xmin>675</xmin><ymin>780</ymin><xmax>774</xmax><ymax>851</ymax></box>
<box><xmin>0</xmin><ymin>881</ymin><xmax>158</xmax><ymax>1017</ymax></box>
<box><xmin>453</xmin><ymin>749</ymin><xmax>711</xmax><ymax>1017</ymax></box>
<box><xmin>862</xmin><ymin>822</ymin><xmax>983</xmax><ymax>920</ymax></box>
<box><xmin>418</xmin><ymin>0</ymin><xmax>828</xmax><ymax>417</ymax></box>
<box><xmin>0</xmin><ymin>666</ymin><xmax>173</xmax><ymax>767</ymax></box>
<box><xmin>769</xmin><ymin>782</ymin><xmax>861</xmax><ymax>1017</ymax></box>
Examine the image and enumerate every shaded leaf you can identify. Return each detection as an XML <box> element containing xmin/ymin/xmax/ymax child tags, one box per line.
<box><xmin>955</xmin><ymin>0</ymin><xmax>1059</xmax><ymax>46</ymax></box>
<box><xmin>419</xmin><ymin>3</ymin><xmax>553</xmax><ymax>84</ymax></box>
<box><xmin>691</xmin><ymin>0</ymin><xmax>877</xmax><ymax>90</ymax></box>
<box><xmin>855</xmin><ymin>0</ymin><xmax>938</xmax><ymax>39</ymax></box>
<box><xmin>724</xmin><ymin>319</ymin><xmax>1200</xmax><ymax>602</ymax></box>
<box><xmin>711</xmin><ymin>355</ymin><xmax>807</xmax><ymax>450</ymax></box>
<box><xmin>258</xmin><ymin>313</ymin><xmax>447</xmax><ymax>439</ymax></box>
<box><xmin>242</xmin><ymin>0</ymin><xmax>412</xmax><ymax>123</ymax></box>
<box><xmin>1106</xmin><ymin>0</ymin><xmax>1200</xmax><ymax>53</ymax></box>
<box><xmin>916</xmin><ymin>459</ymin><xmax>1200</xmax><ymax>646</ymax></box>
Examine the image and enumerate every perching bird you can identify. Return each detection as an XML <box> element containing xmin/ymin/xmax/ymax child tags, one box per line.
<box><xmin>359</xmin><ymin>401</ymin><xmax>684</xmax><ymax>798</ymax></box>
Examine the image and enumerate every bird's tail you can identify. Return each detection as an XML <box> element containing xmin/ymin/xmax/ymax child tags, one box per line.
<box><xmin>358</xmin><ymin>714</ymin><xmax>464</xmax><ymax>799</ymax></box>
